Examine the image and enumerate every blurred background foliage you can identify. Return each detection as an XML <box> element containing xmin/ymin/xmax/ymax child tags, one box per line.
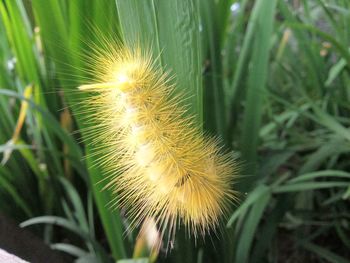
<box><xmin>0</xmin><ymin>0</ymin><xmax>350</xmax><ymax>262</ymax></box>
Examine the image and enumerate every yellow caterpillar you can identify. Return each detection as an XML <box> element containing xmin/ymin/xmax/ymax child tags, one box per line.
<box><xmin>78</xmin><ymin>42</ymin><xmax>238</xmax><ymax>246</ymax></box>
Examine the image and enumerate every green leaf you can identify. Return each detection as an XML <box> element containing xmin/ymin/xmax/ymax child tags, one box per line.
<box><xmin>234</xmin><ymin>186</ymin><xmax>271</xmax><ymax>263</ymax></box>
<box><xmin>239</xmin><ymin>0</ymin><xmax>277</xmax><ymax>187</ymax></box>
<box><xmin>325</xmin><ymin>58</ymin><xmax>347</xmax><ymax>87</ymax></box>
<box><xmin>116</xmin><ymin>0</ymin><xmax>203</xmax><ymax>124</ymax></box>
<box><xmin>20</xmin><ymin>216</ymin><xmax>109</xmax><ymax>262</ymax></box>
<box><xmin>274</xmin><ymin>182</ymin><xmax>348</xmax><ymax>193</ymax></box>
<box><xmin>59</xmin><ymin>177</ymin><xmax>89</xmax><ymax>233</ymax></box>
<box><xmin>227</xmin><ymin>184</ymin><xmax>270</xmax><ymax>227</ymax></box>
<box><xmin>288</xmin><ymin>170</ymin><xmax>350</xmax><ymax>184</ymax></box>
<box><xmin>50</xmin><ymin>243</ymin><xmax>88</xmax><ymax>258</ymax></box>
<box><xmin>301</xmin><ymin>241</ymin><xmax>350</xmax><ymax>263</ymax></box>
<box><xmin>0</xmin><ymin>168</ymin><xmax>33</xmax><ymax>218</ymax></box>
<box><xmin>117</xmin><ymin>259</ymin><xmax>149</xmax><ymax>263</ymax></box>
<box><xmin>29</xmin><ymin>0</ymin><xmax>128</xmax><ymax>257</ymax></box>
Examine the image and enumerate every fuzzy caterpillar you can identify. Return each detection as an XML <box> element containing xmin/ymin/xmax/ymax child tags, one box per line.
<box><xmin>78</xmin><ymin>43</ymin><xmax>238</xmax><ymax>247</ymax></box>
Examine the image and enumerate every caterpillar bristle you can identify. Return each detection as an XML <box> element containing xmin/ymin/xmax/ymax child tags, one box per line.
<box><xmin>78</xmin><ymin>41</ymin><xmax>238</xmax><ymax>250</ymax></box>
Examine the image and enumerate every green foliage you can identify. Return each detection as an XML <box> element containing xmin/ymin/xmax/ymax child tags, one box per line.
<box><xmin>0</xmin><ymin>0</ymin><xmax>349</xmax><ymax>262</ymax></box>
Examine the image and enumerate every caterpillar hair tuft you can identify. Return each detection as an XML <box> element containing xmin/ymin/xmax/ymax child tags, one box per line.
<box><xmin>78</xmin><ymin>41</ymin><xmax>239</xmax><ymax>249</ymax></box>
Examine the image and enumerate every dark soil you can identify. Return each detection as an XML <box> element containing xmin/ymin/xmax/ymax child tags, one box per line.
<box><xmin>0</xmin><ymin>213</ymin><xmax>66</xmax><ymax>263</ymax></box>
